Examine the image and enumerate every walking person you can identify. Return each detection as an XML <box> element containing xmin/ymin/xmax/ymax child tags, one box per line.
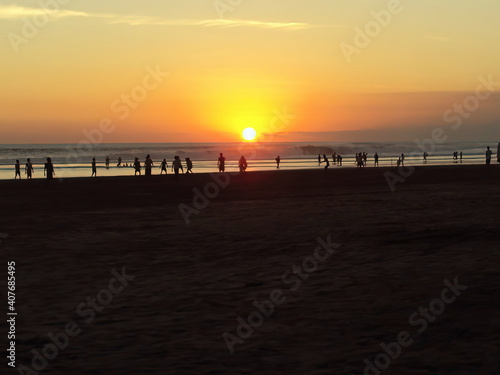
<box><xmin>91</xmin><ymin>158</ymin><xmax>97</xmax><ymax>177</ymax></box>
<box><xmin>172</xmin><ymin>156</ymin><xmax>183</xmax><ymax>175</ymax></box>
<box><xmin>275</xmin><ymin>155</ymin><xmax>281</xmax><ymax>169</ymax></box>
<box><xmin>337</xmin><ymin>155</ymin><xmax>342</xmax><ymax>166</ymax></box>
<box><xmin>185</xmin><ymin>158</ymin><xmax>193</xmax><ymax>174</ymax></box>
<box><xmin>44</xmin><ymin>157</ymin><xmax>55</xmax><ymax>180</ymax></box>
<box><xmin>134</xmin><ymin>157</ymin><xmax>141</xmax><ymax>175</ymax></box>
<box><xmin>160</xmin><ymin>159</ymin><xmax>168</xmax><ymax>174</ymax></box>
<box><xmin>117</xmin><ymin>156</ymin><xmax>122</xmax><ymax>167</ymax></box>
<box><xmin>15</xmin><ymin>160</ymin><xmax>21</xmax><ymax>179</ymax></box>
<box><xmin>323</xmin><ymin>154</ymin><xmax>329</xmax><ymax>171</ymax></box>
<box><xmin>25</xmin><ymin>158</ymin><xmax>34</xmax><ymax>179</ymax></box>
<box><xmin>239</xmin><ymin>156</ymin><xmax>247</xmax><ymax>172</ymax></box>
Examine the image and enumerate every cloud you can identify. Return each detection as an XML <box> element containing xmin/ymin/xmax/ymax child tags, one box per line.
<box><xmin>0</xmin><ymin>4</ymin><xmax>320</xmax><ymax>30</ymax></box>
<box><xmin>0</xmin><ymin>4</ymin><xmax>87</xmax><ymax>19</ymax></box>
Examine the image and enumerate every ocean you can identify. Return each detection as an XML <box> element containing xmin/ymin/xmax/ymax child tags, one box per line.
<box><xmin>0</xmin><ymin>141</ymin><xmax>496</xmax><ymax>180</ymax></box>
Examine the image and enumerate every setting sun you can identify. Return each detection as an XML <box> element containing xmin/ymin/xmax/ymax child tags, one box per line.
<box><xmin>242</xmin><ymin>127</ymin><xmax>257</xmax><ymax>141</ymax></box>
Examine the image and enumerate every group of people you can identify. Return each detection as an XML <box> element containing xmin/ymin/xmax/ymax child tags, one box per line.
<box><xmin>453</xmin><ymin>151</ymin><xmax>463</xmax><ymax>161</ymax></box>
<box><xmin>318</xmin><ymin>153</ymin><xmax>343</xmax><ymax>170</ymax></box>
<box><xmin>127</xmin><ymin>155</ymin><xmax>193</xmax><ymax>176</ymax></box>
<box><xmin>11</xmin><ymin>146</ymin><xmax>499</xmax><ymax>179</ymax></box>
<box><xmin>14</xmin><ymin>158</ymin><xmax>53</xmax><ymax>179</ymax></box>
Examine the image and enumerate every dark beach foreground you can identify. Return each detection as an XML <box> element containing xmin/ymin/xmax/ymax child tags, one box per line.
<box><xmin>1</xmin><ymin>165</ymin><xmax>499</xmax><ymax>375</ymax></box>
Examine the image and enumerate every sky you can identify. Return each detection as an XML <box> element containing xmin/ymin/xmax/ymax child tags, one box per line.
<box><xmin>1</xmin><ymin>0</ymin><xmax>499</xmax><ymax>143</ymax></box>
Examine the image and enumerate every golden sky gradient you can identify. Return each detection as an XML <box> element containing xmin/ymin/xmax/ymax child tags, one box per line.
<box><xmin>1</xmin><ymin>0</ymin><xmax>500</xmax><ymax>143</ymax></box>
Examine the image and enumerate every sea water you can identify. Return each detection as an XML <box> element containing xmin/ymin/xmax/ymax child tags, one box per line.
<box><xmin>0</xmin><ymin>141</ymin><xmax>496</xmax><ymax>180</ymax></box>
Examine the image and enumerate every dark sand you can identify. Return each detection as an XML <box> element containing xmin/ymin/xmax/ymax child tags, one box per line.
<box><xmin>1</xmin><ymin>165</ymin><xmax>500</xmax><ymax>374</ymax></box>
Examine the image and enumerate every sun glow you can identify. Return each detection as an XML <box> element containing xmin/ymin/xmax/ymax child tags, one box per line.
<box><xmin>242</xmin><ymin>127</ymin><xmax>257</xmax><ymax>141</ymax></box>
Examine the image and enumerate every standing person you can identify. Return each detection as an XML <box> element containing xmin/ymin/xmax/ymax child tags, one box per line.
<box><xmin>323</xmin><ymin>154</ymin><xmax>330</xmax><ymax>171</ymax></box>
<box><xmin>160</xmin><ymin>159</ymin><xmax>168</xmax><ymax>174</ymax></box>
<box><xmin>238</xmin><ymin>156</ymin><xmax>247</xmax><ymax>172</ymax></box>
<box><xmin>423</xmin><ymin>152</ymin><xmax>427</xmax><ymax>162</ymax></box>
<box><xmin>374</xmin><ymin>153</ymin><xmax>379</xmax><ymax>167</ymax></box>
<box><xmin>134</xmin><ymin>157</ymin><xmax>141</xmax><ymax>175</ymax></box>
<box><xmin>332</xmin><ymin>153</ymin><xmax>337</xmax><ymax>165</ymax></box>
<box><xmin>105</xmin><ymin>156</ymin><xmax>110</xmax><ymax>169</ymax></box>
<box><xmin>338</xmin><ymin>155</ymin><xmax>342</xmax><ymax>166</ymax></box>
<box><xmin>172</xmin><ymin>156</ymin><xmax>183</xmax><ymax>175</ymax></box>
<box><xmin>44</xmin><ymin>157</ymin><xmax>54</xmax><ymax>180</ymax></box>
<box><xmin>91</xmin><ymin>158</ymin><xmax>97</xmax><ymax>177</ymax></box>
<box><xmin>401</xmin><ymin>153</ymin><xmax>405</xmax><ymax>166</ymax></box>
<box><xmin>486</xmin><ymin>146</ymin><xmax>492</xmax><ymax>165</ymax></box>
<box><xmin>14</xmin><ymin>160</ymin><xmax>21</xmax><ymax>179</ymax></box>
<box><xmin>117</xmin><ymin>156</ymin><xmax>122</xmax><ymax>167</ymax></box>
<box><xmin>25</xmin><ymin>158</ymin><xmax>34</xmax><ymax>179</ymax></box>
<box><xmin>185</xmin><ymin>158</ymin><xmax>193</xmax><ymax>174</ymax></box>
<box><xmin>460</xmin><ymin>151</ymin><xmax>463</xmax><ymax>162</ymax></box>
<box><xmin>363</xmin><ymin>152</ymin><xmax>367</xmax><ymax>167</ymax></box>
<box><xmin>275</xmin><ymin>155</ymin><xmax>281</xmax><ymax>169</ymax></box>
<box><xmin>318</xmin><ymin>154</ymin><xmax>321</xmax><ymax>166</ymax></box>
<box><xmin>218</xmin><ymin>153</ymin><xmax>226</xmax><ymax>173</ymax></box>
<box><xmin>144</xmin><ymin>154</ymin><xmax>154</xmax><ymax>176</ymax></box>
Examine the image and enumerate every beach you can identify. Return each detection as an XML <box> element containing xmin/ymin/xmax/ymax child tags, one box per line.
<box><xmin>2</xmin><ymin>165</ymin><xmax>499</xmax><ymax>374</ymax></box>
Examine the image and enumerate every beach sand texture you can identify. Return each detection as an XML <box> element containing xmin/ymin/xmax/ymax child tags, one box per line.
<box><xmin>1</xmin><ymin>165</ymin><xmax>499</xmax><ymax>374</ymax></box>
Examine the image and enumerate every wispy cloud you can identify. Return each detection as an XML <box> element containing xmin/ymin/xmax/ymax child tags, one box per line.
<box><xmin>0</xmin><ymin>4</ymin><xmax>87</xmax><ymax>19</ymax></box>
<box><xmin>0</xmin><ymin>4</ymin><xmax>321</xmax><ymax>30</ymax></box>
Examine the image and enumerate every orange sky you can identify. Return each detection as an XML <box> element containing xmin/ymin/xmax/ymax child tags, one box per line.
<box><xmin>1</xmin><ymin>1</ymin><xmax>500</xmax><ymax>143</ymax></box>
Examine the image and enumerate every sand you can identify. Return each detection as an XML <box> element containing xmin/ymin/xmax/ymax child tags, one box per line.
<box><xmin>1</xmin><ymin>165</ymin><xmax>499</xmax><ymax>375</ymax></box>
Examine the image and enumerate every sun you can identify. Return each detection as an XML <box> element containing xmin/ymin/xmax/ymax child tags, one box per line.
<box><xmin>242</xmin><ymin>127</ymin><xmax>257</xmax><ymax>141</ymax></box>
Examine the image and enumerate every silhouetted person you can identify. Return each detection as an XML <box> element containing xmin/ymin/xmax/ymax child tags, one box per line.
<box><xmin>117</xmin><ymin>156</ymin><xmax>122</xmax><ymax>167</ymax></box>
<box><xmin>134</xmin><ymin>157</ymin><xmax>141</xmax><ymax>175</ymax></box>
<box><xmin>374</xmin><ymin>153</ymin><xmax>379</xmax><ymax>166</ymax></box>
<box><xmin>486</xmin><ymin>146</ymin><xmax>492</xmax><ymax>165</ymax></box>
<box><xmin>25</xmin><ymin>158</ymin><xmax>34</xmax><ymax>179</ymax></box>
<box><xmin>14</xmin><ymin>160</ymin><xmax>21</xmax><ymax>179</ymax></box>
<box><xmin>397</xmin><ymin>157</ymin><xmax>401</xmax><ymax>167</ymax></box>
<box><xmin>218</xmin><ymin>153</ymin><xmax>226</xmax><ymax>172</ymax></box>
<box><xmin>160</xmin><ymin>159</ymin><xmax>168</xmax><ymax>174</ymax></box>
<box><xmin>337</xmin><ymin>155</ymin><xmax>342</xmax><ymax>166</ymax></box>
<box><xmin>460</xmin><ymin>151</ymin><xmax>463</xmax><ymax>163</ymax></box>
<box><xmin>172</xmin><ymin>156</ymin><xmax>183</xmax><ymax>175</ymax></box>
<box><xmin>332</xmin><ymin>153</ymin><xmax>337</xmax><ymax>165</ymax></box>
<box><xmin>185</xmin><ymin>158</ymin><xmax>193</xmax><ymax>174</ymax></box>
<box><xmin>401</xmin><ymin>153</ymin><xmax>405</xmax><ymax>166</ymax></box>
<box><xmin>323</xmin><ymin>154</ymin><xmax>329</xmax><ymax>171</ymax></box>
<box><xmin>91</xmin><ymin>158</ymin><xmax>97</xmax><ymax>177</ymax></box>
<box><xmin>239</xmin><ymin>156</ymin><xmax>247</xmax><ymax>172</ymax></box>
<box><xmin>318</xmin><ymin>154</ymin><xmax>321</xmax><ymax>166</ymax></box>
<box><xmin>44</xmin><ymin>157</ymin><xmax>54</xmax><ymax>180</ymax></box>
<box><xmin>423</xmin><ymin>152</ymin><xmax>428</xmax><ymax>162</ymax></box>
<box><xmin>145</xmin><ymin>154</ymin><xmax>154</xmax><ymax>176</ymax></box>
<box><xmin>363</xmin><ymin>152</ymin><xmax>367</xmax><ymax>166</ymax></box>
<box><xmin>105</xmin><ymin>156</ymin><xmax>110</xmax><ymax>169</ymax></box>
<box><xmin>275</xmin><ymin>155</ymin><xmax>281</xmax><ymax>169</ymax></box>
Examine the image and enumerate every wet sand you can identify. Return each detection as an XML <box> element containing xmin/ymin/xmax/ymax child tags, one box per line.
<box><xmin>1</xmin><ymin>165</ymin><xmax>499</xmax><ymax>374</ymax></box>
